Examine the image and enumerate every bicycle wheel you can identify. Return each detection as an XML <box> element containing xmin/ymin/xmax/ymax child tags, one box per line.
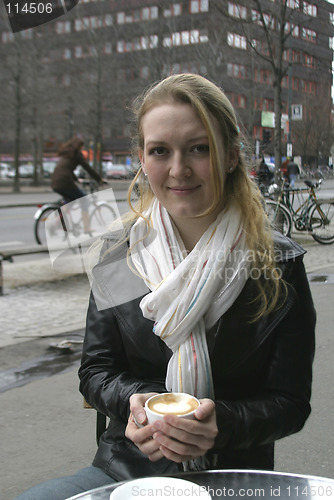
<box><xmin>34</xmin><ymin>205</ymin><xmax>64</xmax><ymax>245</ymax></box>
<box><xmin>89</xmin><ymin>203</ymin><xmax>117</xmax><ymax>235</ymax></box>
<box><xmin>309</xmin><ymin>201</ymin><xmax>334</xmax><ymax>244</ymax></box>
<box><xmin>264</xmin><ymin>200</ymin><xmax>292</xmax><ymax>237</ymax></box>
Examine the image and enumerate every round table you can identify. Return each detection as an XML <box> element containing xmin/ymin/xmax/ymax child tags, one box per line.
<box><xmin>67</xmin><ymin>469</ymin><xmax>334</xmax><ymax>499</ymax></box>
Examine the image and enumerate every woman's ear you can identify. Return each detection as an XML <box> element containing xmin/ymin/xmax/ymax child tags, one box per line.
<box><xmin>228</xmin><ymin>148</ymin><xmax>240</xmax><ymax>173</ymax></box>
<box><xmin>138</xmin><ymin>150</ymin><xmax>146</xmax><ymax>175</ymax></box>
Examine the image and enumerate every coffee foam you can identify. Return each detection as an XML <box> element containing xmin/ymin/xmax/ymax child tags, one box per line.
<box><xmin>148</xmin><ymin>393</ymin><xmax>198</xmax><ymax>415</ymax></box>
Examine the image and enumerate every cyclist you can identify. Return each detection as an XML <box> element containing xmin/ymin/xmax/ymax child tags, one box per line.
<box><xmin>51</xmin><ymin>136</ymin><xmax>107</xmax><ymax>233</ymax></box>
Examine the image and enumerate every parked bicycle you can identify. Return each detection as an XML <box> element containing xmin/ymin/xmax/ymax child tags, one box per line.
<box><xmin>34</xmin><ymin>180</ymin><xmax>117</xmax><ymax>245</ymax></box>
<box><xmin>264</xmin><ymin>178</ymin><xmax>334</xmax><ymax>244</ymax></box>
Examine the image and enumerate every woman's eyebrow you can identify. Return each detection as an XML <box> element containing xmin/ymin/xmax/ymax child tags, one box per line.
<box><xmin>145</xmin><ymin>135</ymin><xmax>209</xmax><ymax>147</ymax></box>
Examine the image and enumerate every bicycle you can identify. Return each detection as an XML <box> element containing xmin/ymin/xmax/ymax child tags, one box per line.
<box><xmin>264</xmin><ymin>178</ymin><xmax>334</xmax><ymax>244</ymax></box>
<box><xmin>34</xmin><ymin>180</ymin><xmax>117</xmax><ymax>246</ymax></box>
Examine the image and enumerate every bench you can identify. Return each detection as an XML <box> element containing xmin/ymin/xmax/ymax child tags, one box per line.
<box><xmin>0</xmin><ymin>245</ymin><xmax>49</xmax><ymax>295</ymax></box>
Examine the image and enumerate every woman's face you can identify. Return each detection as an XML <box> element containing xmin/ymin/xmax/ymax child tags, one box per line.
<box><xmin>139</xmin><ymin>102</ymin><xmax>228</xmax><ymax>229</ymax></box>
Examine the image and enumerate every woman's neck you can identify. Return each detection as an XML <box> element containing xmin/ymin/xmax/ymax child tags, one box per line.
<box><xmin>171</xmin><ymin>214</ymin><xmax>219</xmax><ymax>253</ymax></box>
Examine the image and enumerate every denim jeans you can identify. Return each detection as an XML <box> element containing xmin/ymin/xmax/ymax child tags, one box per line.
<box><xmin>14</xmin><ymin>465</ymin><xmax>117</xmax><ymax>500</ymax></box>
<box><xmin>289</xmin><ymin>174</ymin><xmax>297</xmax><ymax>188</ymax></box>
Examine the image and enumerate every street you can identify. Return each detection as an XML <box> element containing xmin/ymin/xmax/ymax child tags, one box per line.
<box><xmin>0</xmin><ymin>206</ymin><xmax>37</xmax><ymax>247</ymax></box>
<box><xmin>0</xmin><ymin>187</ymin><xmax>130</xmax><ymax>262</ymax></box>
<box><xmin>1</xmin><ymin>179</ymin><xmax>333</xmax><ymax>259</ymax></box>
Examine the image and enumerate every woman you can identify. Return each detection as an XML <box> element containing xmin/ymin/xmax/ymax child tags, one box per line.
<box><xmin>51</xmin><ymin>136</ymin><xmax>105</xmax><ymax>233</ymax></box>
<box><xmin>15</xmin><ymin>74</ymin><xmax>315</xmax><ymax>500</ymax></box>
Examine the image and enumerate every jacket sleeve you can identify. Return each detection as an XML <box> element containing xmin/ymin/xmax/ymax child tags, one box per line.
<box><xmin>78</xmin><ymin>153</ymin><xmax>103</xmax><ymax>183</ymax></box>
<box><xmin>78</xmin><ymin>291</ymin><xmax>167</xmax><ymax>424</ymax></box>
<box><xmin>213</xmin><ymin>257</ymin><xmax>316</xmax><ymax>451</ymax></box>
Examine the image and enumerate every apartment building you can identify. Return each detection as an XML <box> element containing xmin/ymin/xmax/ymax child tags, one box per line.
<box><xmin>0</xmin><ymin>0</ymin><xmax>333</xmax><ymax>163</ymax></box>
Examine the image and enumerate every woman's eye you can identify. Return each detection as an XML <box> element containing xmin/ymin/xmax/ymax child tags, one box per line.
<box><xmin>149</xmin><ymin>147</ymin><xmax>167</xmax><ymax>156</ymax></box>
<box><xmin>192</xmin><ymin>144</ymin><xmax>209</xmax><ymax>154</ymax></box>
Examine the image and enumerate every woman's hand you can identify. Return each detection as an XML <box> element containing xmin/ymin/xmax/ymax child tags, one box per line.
<box><xmin>125</xmin><ymin>395</ymin><xmax>218</xmax><ymax>463</ymax></box>
<box><xmin>125</xmin><ymin>393</ymin><xmax>165</xmax><ymax>462</ymax></box>
<box><xmin>151</xmin><ymin>398</ymin><xmax>218</xmax><ymax>463</ymax></box>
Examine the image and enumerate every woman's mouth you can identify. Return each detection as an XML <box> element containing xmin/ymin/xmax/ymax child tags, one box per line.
<box><xmin>168</xmin><ymin>186</ymin><xmax>200</xmax><ymax>195</ymax></box>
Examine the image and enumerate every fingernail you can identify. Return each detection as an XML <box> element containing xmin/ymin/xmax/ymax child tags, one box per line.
<box><xmin>152</xmin><ymin>420</ymin><xmax>162</xmax><ymax>431</ymax></box>
<box><xmin>137</xmin><ymin>411</ymin><xmax>146</xmax><ymax>424</ymax></box>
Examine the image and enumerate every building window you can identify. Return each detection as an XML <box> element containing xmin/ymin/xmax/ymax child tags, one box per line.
<box><xmin>228</xmin><ymin>32</ymin><xmax>247</xmax><ymax>50</ymax></box>
<box><xmin>118</xmin><ymin>6</ymin><xmax>158</xmax><ymax>24</ymax></box>
<box><xmin>20</xmin><ymin>29</ymin><xmax>33</xmax><ymax>39</ymax></box>
<box><xmin>140</xmin><ymin>66</ymin><xmax>150</xmax><ymax>79</ymax></box>
<box><xmin>117</xmin><ymin>40</ymin><xmax>125</xmax><ymax>53</ymax></box>
<box><xmin>150</xmin><ymin>35</ymin><xmax>159</xmax><ymax>48</ymax></box>
<box><xmin>141</xmin><ymin>6</ymin><xmax>159</xmax><ymax>20</ymax></box>
<box><xmin>104</xmin><ymin>14</ymin><xmax>113</xmax><ymax>26</ymax></box>
<box><xmin>282</xmin><ymin>75</ymin><xmax>289</xmax><ymax>88</ymax></box>
<box><xmin>283</xmin><ymin>49</ymin><xmax>300</xmax><ymax>62</ymax></box>
<box><xmin>228</xmin><ymin>63</ymin><xmax>247</xmax><ymax>78</ymax></box>
<box><xmin>74</xmin><ymin>19</ymin><xmax>83</xmax><ymax>31</ymax></box>
<box><xmin>2</xmin><ymin>31</ymin><xmax>14</xmax><ymax>43</ymax></box>
<box><xmin>104</xmin><ymin>42</ymin><xmax>112</xmax><ymax>54</ymax></box>
<box><xmin>301</xmin><ymin>80</ymin><xmax>316</xmax><ymax>93</ymax></box>
<box><xmin>75</xmin><ymin>46</ymin><xmax>83</xmax><ymax>58</ymax></box>
<box><xmin>302</xmin><ymin>27</ymin><xmax>317</xmax><ymax>43</ymax></box>
<box><xmin>117</xmin><ymin>12</ymin><xmax>125</xmax><ymax>24</ymax></box>
<box><xmin>56</xmin><ymin>21</ymin><xmax>71</xmax><ymax>34</ymax></box>
<box><xmin>287</xmin><ymin>0</ymin><xmax>299</xmax><ymax>8</ymax></box>
<box><xmin>190</xmin><ymin>0</ymin><xmax>209</xmax><ymax>14</ymax></box>
<box><xmin>303</xmin><ymin>2</ymin><xmax>317</xmax><ymax>17</ymax></box>
<box><xmin>292</xmin><ymin>77</ymin><xmax>299</xmax><ymax>90</ymax></box>
<box><xmin>228</xmin><ymin>94</ymin><xmax>247</xmax><ymax>109</ymax></box>
<box><xmin>254</xmin><ymin>68</ymin><xmax>272</xmax><ymax>84</ymax></box>
<box><xmin>284</xmin><ymin>22</ymin><xmax>299</xmax><ymax>37</ymax></box>
<box><xmin>164</xmin><ymin>3</ymin><xmax>182</xmax><ymax>17</ymax></box>
<box><xmin>252</xmin><ymin>10</ymin><xmax>275</xmax><ymax>29</ymax></box>
<box><xmin>89</xmin><ymin>46</ymin><xmax>98</xmax><ymax>57</ymax></box>
<box><xmin>251</xmin><ymin>38</ymin><xmax>270</xmax><ymax>56</ymax></box>
<box><xmin>255</xmin><ymin>98</ymin><xmax>274</xmax><ymax>111</ymax></box>
<box><xmin>63</xmin><ymin>48</ymin><xmax>71</xmax><ymax>60</ymax></box>
<box><xmin>228</xmin><ymin>3</ymin><xmax>246</xmax><ymax>19</ymax></box>
<box><xmin>304</xmin><ymin>54</ymin><xmax>314</xmax><ymax>67</ymax></box>
<box><xmin>117</xmin><ymin>35</ymin><xmax>159</xmax><ymax>53</ymax></box>
<box><xmin>163</xmin><ymin>29</ymin><xmax>208</xmax><ymax>47</ymax></box>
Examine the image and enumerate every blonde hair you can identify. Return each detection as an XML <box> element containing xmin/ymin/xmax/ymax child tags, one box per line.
<box><xmin>94</xmin><ymin>74</ymin><xmax>285</xmax><ymax>320</ymax></box>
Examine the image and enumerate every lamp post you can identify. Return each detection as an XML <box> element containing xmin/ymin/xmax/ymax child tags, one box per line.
<box><xmin>287</xmin><ymin>35</ymin><xmax>293</xmax><ymax>158</ymax></box>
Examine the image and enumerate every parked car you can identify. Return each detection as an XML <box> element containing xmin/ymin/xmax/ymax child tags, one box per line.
<box><xmin>0</xmin><ymin>163</ymin><xmax>12</xmax><ymax>178</ymax></box>
<box><xmin>105</xmin><ymin>164</ymin><xmax>130</xmax><ymax>179</ymax></box>
<box><xmin>42</xmin><ymin>161</ymin><xmax>57</xmax><ymax>178</ymax></box>
<box><xmin>7</xmin><ymin>164</ymin><xmax>35</xmax><ymax>178</ymax></box>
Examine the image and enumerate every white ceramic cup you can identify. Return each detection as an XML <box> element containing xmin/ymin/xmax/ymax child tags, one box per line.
<box><xmin>144</xmin><ymin>392</ymin><xmax>200</xmax><ymax>425</ymax></box>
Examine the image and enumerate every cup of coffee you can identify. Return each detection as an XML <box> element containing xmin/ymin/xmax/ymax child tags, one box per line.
<box><xmin>145</xmin><ymin>392</ymin><xmax>200</xmax><ymax>424</ymax></box>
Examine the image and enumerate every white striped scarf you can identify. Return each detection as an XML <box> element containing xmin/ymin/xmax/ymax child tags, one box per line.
<box><xmin>129</xmin><ymin>199</ymin><xmax>250</xmax><ymax>401</ymax></box>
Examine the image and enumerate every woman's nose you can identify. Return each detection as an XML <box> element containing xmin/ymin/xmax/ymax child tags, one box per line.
<box><xmin>169</xmin><ymin>153</ymin><xmax>191</xmax><ymax>177</ymax></box>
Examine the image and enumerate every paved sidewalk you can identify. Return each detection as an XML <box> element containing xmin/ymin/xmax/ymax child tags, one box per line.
<box><xmin>0</xmin><ymin>254</ymin><xmax>90</xmax><ymax>348</ymax></box>
<box><xmin>1</xmin><ymin>231</ymin><xmax>334</xmax><ymax>499</ymax></box>
<box><xmin>0</xmin><ymin>231</ymin><xmax>334</xmax><ymax>349</ymax></box>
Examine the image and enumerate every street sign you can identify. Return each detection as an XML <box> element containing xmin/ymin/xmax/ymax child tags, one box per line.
<box><xmin>287</xmin><ymin>143</ymin><xmax>293</xmax><ymax>157</ymax></box>
<box><xmin>292</xmin><ymin>104</ymin><xmax>303</xmax><ymax>120</ymax></box>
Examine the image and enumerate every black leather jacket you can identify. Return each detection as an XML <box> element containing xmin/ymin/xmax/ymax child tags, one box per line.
<box><xmin>79</xmin><ymin>232</ymin><xmax>316</xmax><ymax>481</ymax></box>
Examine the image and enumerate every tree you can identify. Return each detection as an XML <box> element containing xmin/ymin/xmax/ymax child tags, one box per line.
<box><xmin>293</xmin><ymin>86</ymin><xmax>334</xmax><ymax>168</ymax></box>
<box><xmin>211</xmin><ymin>0</ymin><xmax>333</xmax><ymax>179</ymax></box>
<box><xmin>3</xmin><ymin>37</ymin><xmax>25</xmax><ymax>192</ymax></box>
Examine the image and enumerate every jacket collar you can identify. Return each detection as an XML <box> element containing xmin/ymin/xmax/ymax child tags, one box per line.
<box><xmin>272</xmin><ymin>231</ymin><xmax>306</xmax><ymax>262</ymax></box>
